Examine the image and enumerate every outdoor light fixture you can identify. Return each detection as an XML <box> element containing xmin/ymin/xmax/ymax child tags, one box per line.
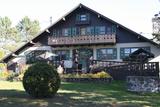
<box><xmin>98</xmin><ymin>14</ymin><xmax>100</xmax><ymax>18</ymax></box>
<box><xmin>12</xmin><ymin>53</ymin><xmax>18</xmax><ymax>57</ymax></box>
<box><xmin>46</xmin><ymin>29</ymin><xmax>50</xmax><ymax>33</ymax></box>
<box><xmin>29</xmin><ymin>41</ymin><xmax>36</xmax><ymax>45</ymax></box>
<box><xmin>117</xmin><ymin>25</ymin><xmax>119</xmax><ymax>28</ymax></box>
<box><xmin>62</xmin><ymin>17</ymin><xmax>65</xmax><ymax>21</ymax></box>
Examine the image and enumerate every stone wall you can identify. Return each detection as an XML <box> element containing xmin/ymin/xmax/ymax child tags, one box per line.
<box><xmin>127</xmin><ymin>76</ymin><xmax>160</xmax><ymax>93</ymax></box>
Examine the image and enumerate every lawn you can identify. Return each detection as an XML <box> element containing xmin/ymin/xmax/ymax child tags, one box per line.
<box><xmin>0</xmin><ymin>81</ymin><xmax>160</xmax><ymax>107</ymax></box>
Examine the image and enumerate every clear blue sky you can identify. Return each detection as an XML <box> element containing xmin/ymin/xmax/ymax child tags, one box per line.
<box><xmin>0</xmin><ymin>0</ymin><xmax>160</xmax><ymax>38</ymax></box>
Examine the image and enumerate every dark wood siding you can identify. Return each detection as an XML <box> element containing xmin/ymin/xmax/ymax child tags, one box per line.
<box><xmin>48</xmin><ymin>6</ymin><xmax>147</xmax><ymax>44</ymax></box>
<box><xmin>116</xmin><ymin>27</ymin><xmax>146</xmax><ymax>43</ymax></box>
<box><xmin>50</xmin><ymin>7</ymin><xmax>113</xmax><ymax>35</ymax></box>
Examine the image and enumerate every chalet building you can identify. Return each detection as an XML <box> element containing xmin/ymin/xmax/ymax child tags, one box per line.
<box><xmin>1</xmin><ymin>3</ymin><xmax>160</xmax><ymax>72</ymax></box>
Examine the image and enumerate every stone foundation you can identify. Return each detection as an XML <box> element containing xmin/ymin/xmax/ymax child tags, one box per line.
<box><xmin>127</xmin><ymin>76</ymin><xmax>160</xmax><ymax>93</ymax></box>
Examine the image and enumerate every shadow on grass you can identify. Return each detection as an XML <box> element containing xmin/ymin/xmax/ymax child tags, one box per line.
<box><xmin>0</xmin><ymin>81</ymin><xmax>159</xmax><ymax>107</ymax></box>
<box><xmin>60</xmin><ymin>82</ymin><xmax>160</xmax><ymax>107</ymax></box>
<box><xmin>0</xmin><ymin>89</ymin><xmax>112</xmax><ymax>107</ymax></box>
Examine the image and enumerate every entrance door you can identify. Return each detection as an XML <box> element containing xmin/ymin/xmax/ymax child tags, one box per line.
<box><xmin>73</xmin><ymin>48</ymin><xmax>93</xmax><ymax>72</ymax></box>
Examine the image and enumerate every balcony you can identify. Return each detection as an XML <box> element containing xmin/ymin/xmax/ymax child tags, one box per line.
<box><xmin>48</xmin><ymin>34</ymin><xmax>116</xmax><ymax>46</ymax></box>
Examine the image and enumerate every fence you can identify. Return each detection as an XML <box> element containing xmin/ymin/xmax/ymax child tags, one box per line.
<box><xmin>52</xmin><ymin>60</ymin><xmax>159</xmax><ymax>80</ymax></box>
<box><xmin>91</xmin><ymin>60</ymin><xmax>159</xmax><ymax>80</ymax></box>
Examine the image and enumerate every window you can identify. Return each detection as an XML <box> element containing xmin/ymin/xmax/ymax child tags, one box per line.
<box><xmin>107</xmin><ymin>49</ymin><xmax>113</xmax><ymax>54</ymax></box>
<box><xmin>131</xmin><ymin>48</ymin><xmax>138</xmax><ymax>53</ymax></box>
<box><xmin>80</xmin><ymin>27</ymin><xmax>86</xmax><ymax>35</ymax></box>
<box><xmin>95</xmin><ymin>26</ymin><xmax>105</xmax><ymax>35</ymax></box>
<box><xmin>72</xmin><ymin>27</ymin><xmax>77</xmax><ymax>36</ymax></box>
<box><xmin>52</xmin><ymin>29</ymin><xmax>61</xmax><ymax>37</ymax></box>
<box><xmin>63</xmin><ymin>28</ymin><xmax>71</xmax><ymax>36</ymax></box>
<box><xmin>106</xmin><ymin>25</ymin><xmax>116</xmax><ymax>34</ymax></box>
<box><xmin>86</xmin><ymin>27</ymin><xmax>94</xmax><ymax>35</ymax></box>
<box><xmin>53</xmin><ymin>30</ymin><xmax>56</xmax><ymax>36</ymax></box>
<box><xmin>99</xmin><ymin>26</ymin><xmax>105</xmax><ymax>35</ymax></box>
<box><xmin>97</xmin><ymin>48</ymin><xmax>117</xmax><ymax>60</ymax></box>
<box><xmin>54</xmin><ymin>50</ymin><xmax>70</xmax><ymax>61</ymax></box>
<box><xmin>80</xmin><ymin>15</ymin><xmax>87</xmax><ymax>21</ymax></box>
<box><xmin>120</xmin><ymin>47</ymin><xmax>150</xmax><ymax>59</ymax></box>
<box><xmin>76</xmin><ymin>14</ymin><xmax>90</xmax><ymax>22</ymax></box>
<box><xmin>57</xmin><ymin>30</ymin><xmax>61</xmax><ymax>37</ymax></box>
<box><xmin>107</xmin><ymin>27</ymin><xmax>112</xmax><ymax>34</ymax></box>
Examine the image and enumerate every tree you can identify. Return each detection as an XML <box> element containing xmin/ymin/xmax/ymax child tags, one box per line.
<box><xmin>152</xmin><ymin>15</ymin><xmax>160</xmax><ymax>43</ymax></box>
<box><xmin>0</xmin><ymin>50</ymin><xmax>5</xmax><ymax>60</ymax></box>
<box><xmin>0</xmin><ymin>16</ymin><xmax>19</xmax><ymax>42</ymax></box>
<box><xmin>23</xmin><ymin>62</ymin><xmax>60</xmax><ymax>98</ymax></box>
<box><xmin>152</xmin><ymin>0</ymin><xmax>160</xmax><ymax>43</ymax></box>
<box><xmin>16</xmin><ymin>16</ymin><xmax>40</xmax><ymax>41</ymax></box>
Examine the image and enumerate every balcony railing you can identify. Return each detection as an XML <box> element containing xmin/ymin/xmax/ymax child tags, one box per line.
<box><xmin>48</xmin><ymin>34</ymin><xmax>116</xmax><ymax>46</ymax></box>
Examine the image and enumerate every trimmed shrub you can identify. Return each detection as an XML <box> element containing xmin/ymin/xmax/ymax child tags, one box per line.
<box><xmin>62</xmin><ymin>71</ymin><xmax>112</xmax><ymax>78</ymax></box>
<box><xmin>23</xmin><ymin>62</ymin><xmax>60</xmax><ymax>98</ymax></box>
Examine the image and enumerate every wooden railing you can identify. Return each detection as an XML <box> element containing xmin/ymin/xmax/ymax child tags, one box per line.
<box><xmin>48</xmin><ymin>34</ymin><xmax>116</xmax><ymax>45</ymax></box>
<box><xmin>90</xmin><ymin>60</ymin><xmax>159</xmax><ymax>80</ymax></box>
<box><xmin>92</xmin><ymin>60</ymin><xmax>128</xmax><ymax>68</ymax></box>
<box><xmin>107</xmin><ymin>62</ymin><xmax>159</xmax><ymax>80</ymax></box>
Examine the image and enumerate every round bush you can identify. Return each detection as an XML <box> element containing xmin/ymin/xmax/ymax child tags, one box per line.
<box><xmin>23</xmin><ymin>62</ymin><xmax>60</xmax><ymax>98</ymax></box>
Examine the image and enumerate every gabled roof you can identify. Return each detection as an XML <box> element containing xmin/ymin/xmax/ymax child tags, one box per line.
<box><xmin>129</xmin><ymin>48</ymin><xmax>154</xmax><ymax>58</ymax></box>
<box><xmin>123</xmin><ymin>48</ymin><xmax>154</xmax><ymax>62</ymax></box>
<box><xmin>0</xmin><ymin>3</ymin><xmax>159</xmax><ymax>63</ymax></box>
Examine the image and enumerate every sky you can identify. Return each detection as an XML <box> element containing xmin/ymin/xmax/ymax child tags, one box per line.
<box><xmin>0</xmin><ymin>0</ymin><xmax>160</xmax><ymax>39</ymax></box>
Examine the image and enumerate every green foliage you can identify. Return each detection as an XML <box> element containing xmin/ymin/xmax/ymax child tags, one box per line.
<box><xmin>0</xmin><ymin>16</ymin><xmax>41</xmax><ymax>59</ymax></box>
<box><xmin>0</xmin><ymin>50</ymin><xmax>5</xmax><ymax>60</ymax></box>
<box><xmin>5</xmin><ymin>66</ymin><xmax>28</xmax><ymax>82</ymax></box>
<box><xmin>23</xmin><ymin>62</ymin><xmax>61</xmax><ymax>98</ymax></box>
<box><xmin>152</xmin><ymin>33</ymin><xmax>160</xmax><ymax>43</ymax></box>
<box><xmin>0</xmin><ymin>71</ymin><xmax>14</xmax><ymax>80</ymax></box>
<box><xmin>0</xmin><ymin>16</ymin><xmax>19</xmax><ymax>42</ymax></box>
<box><xmin>62</xmin><ymin>71</ymin><xmax>112</xmax><ymax>78</ymax></box>
<box><xmin>6</xmin><ymin>73</ymin><xmax>19</xmax><ymax>81</ymax></box>
<box><xmin>2</xmin><ymin>44</ymin><xmax>20</xmax><ymax>52</ymax></box>
<box><xmin>16</xmin><ymin>16</ymin><xmax>40</xmax><ymax>41</ymax></box>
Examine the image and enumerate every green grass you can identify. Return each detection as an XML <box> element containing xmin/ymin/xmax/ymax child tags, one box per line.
<box><xmin>0</xmin><ymin>81</ymin><xmax>160</xmax><ymax>107</ymax></box>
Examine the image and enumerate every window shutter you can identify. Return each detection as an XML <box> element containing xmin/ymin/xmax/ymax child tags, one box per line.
<box><xmin>62</xmin><ymin>29</ymin><xmax>65</xmax><ymax>36</ymax></box>
<box><xmin>91</xmin><ymin>27</ymin><xmax>94</xmax><ymax>35</ymax></box>
<box><xmin>68</xmin><ymin>28</ymin><xmax>72</xmax><ymax>36</ymax></box>
<box><xmin>76</xmin><ymin>27</ymin><xmax>80</xmax><ymax>36</ymax></box>
<box><xmin>112</xmin><ymin>25</ymin><xmax>116</xmax><ymax>34</ymax></box>
<box><xmin>120</xmin><ymin>48</ymin><xmax>125</xmax><ymax>59</ymax></box>
<box><xmin>53</xmin><ymin>30</ymin><xmax>56</xmax><ymax>36</ymax></box>
<box><xmin>76</xmin><ymin>14</ymin><xmax>80</xmax><ymax>21</ymax></box>
<box><xmin>57</xmin><ymin>30</ymin><xmax>60</xmax><ymax>37</ymax></box>
<box><xmin>95</xmin><ymin>27</ymin><xmax>99</xmax><ymax>35</ymax></box>
<box><xmin>72</xmin><ymin>27</ymin><xmax>76</xmax><ymax>36</ymax></box>
<box><xmin>113</xmin><ymin>48</ymin><xmax>117</xmax><ymax>59</ymax></box>
<box><xmin>86</xmin><ymin>13</ymin><xmax>90</xmax><ymax>21</ymax></box>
